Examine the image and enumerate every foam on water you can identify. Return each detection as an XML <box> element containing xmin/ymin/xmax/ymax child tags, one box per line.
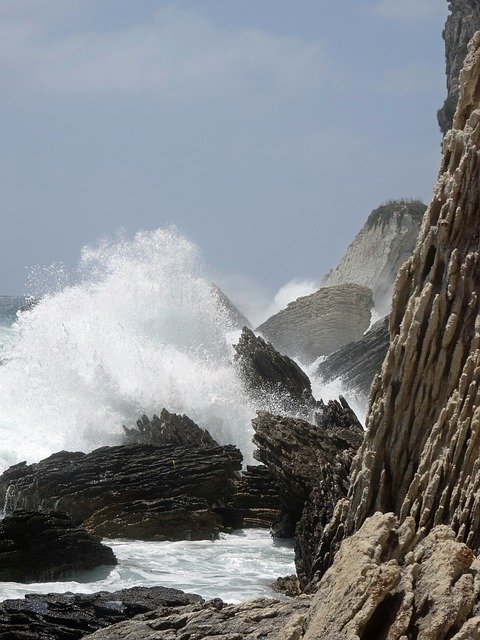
<box><xmin>0</xmin><ymin>529</ymin><xmax>295</xmax><ymax>603</ymax></box>
<box><xmin>0</xmin><ymin>228</ymin><xmax>256</xmax><ymax>471</ymax></box>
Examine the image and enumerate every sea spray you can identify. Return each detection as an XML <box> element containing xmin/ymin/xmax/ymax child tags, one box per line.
<box><xmin>0</xmin><ymin>228</ymin><xmax>256</xmax><ymax>471</ymax></box>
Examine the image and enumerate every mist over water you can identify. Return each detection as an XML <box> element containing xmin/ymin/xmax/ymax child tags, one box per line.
<box><xmin>0</xmin><ymin>228</ymin><xmax>257</xmax><ymax>471</ymax></box>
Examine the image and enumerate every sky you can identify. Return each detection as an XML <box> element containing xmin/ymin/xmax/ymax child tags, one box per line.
<box><xmin>0</xmin><ymin>0</ymin><xmax>450</xmax><ymax>303</ymax></box>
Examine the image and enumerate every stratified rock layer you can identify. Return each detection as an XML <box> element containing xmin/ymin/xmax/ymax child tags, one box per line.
<box><xmin>304</xmin><ymin>512</ymin><xmax>480</xmax><ymax>640</ymax></box>
<box><xmin>233</xmin><ymin>327</ymin><xmax>316</xmax><ymax>415</ymax></box>
<box><xmin>315</xmin><ymin>316</ymin><xmax>389</xmax><ymax>400</ymax></box>
<box><xmin>438</xmin><ymin>0</ymin><xmax>480</xmax><ymax>134</ymax></box>
<box><xmin>257</xmin><ymin>283</ymin><xmax>372</xmax><ymax>364</ymax></box>
<box><xmin>0</xmin><ymin>510</ymin><xmax>116</xmax><ymax>582</ymax></box>
<box><xmin>0</xmin><ymin>443</ymin><xmax>242</xmax><ymax>541</ymax></box>
<box><xmin>323</xmin><ymin>200</ymin><xmax>426</xmax><ymax>315</ymax></box>
<box><xmin>123</xmin><ymin>409</ymin><xmax>219</xmax><ymax>448</ymax></box>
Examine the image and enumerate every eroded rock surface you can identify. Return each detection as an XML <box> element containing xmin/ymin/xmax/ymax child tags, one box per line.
<box><xmin>0</xmin><ymin>510</ymin><xmax>116</xmax><ymax>582</ymax></box>
<box><xmin>0</xmin><ymin>443</ymin><xmax>242</xmax><ymax>541</ymax></box>
<box><xmin>85</xmin><ymin>596</ymin><xmax>312</xmax><ymax>640</ymax></box>
<box><xmin>315</xmin><ymin>316</ymin><xmax>389</xmax><ymax>401</ymax></box>
<box><xmin>257</xmin><ymin>283</ymin><xmax>372</xmax><ymax>364</ymax></box>
<box><xmin>303</xmin><ymin>512</ymin><xmax>480</xmax><ymax>640</ymax></box>
<box><xmin>0</xmin><ymin>586</ymin><xmax>202</xmax><ymax>640</ymax></box>
<box><xmin>438</xmin><ymin>0</ymin><xmax>480</xmax><ymax>134</ymax></box>
<box><xmin>322</xmin><ymin>201</ymin><xmax>426</xmax><ymax>315</ymax></box>
<box><xmin>123</xmin><ymin>409</ymin><xmax>218</xmax><ymax>448</ymax></box>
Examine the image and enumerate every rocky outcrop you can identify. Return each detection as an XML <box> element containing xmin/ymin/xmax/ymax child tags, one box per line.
<box><xmin>312</xmin><ymin>32</ymin><xmax>480</xmax><ymax>590</ymax></box>
<box><xmin>211</xmin><ymin>283</ymin><xmax>251</xmax><ymax>329</ymax></box>
<box><xmin>123</xmin><ymin>409</ymin><xmax>218</xmax><ymax>448</ymax></box>
<box><xmin>233</xmin><ymin>327</ymin><xmax>316</xmax><ymax>414</ymax></box>
<box><xmin>257</xmin><ymin>284</ymin><xmax>372</xmax><ymax>364</ymax></box>
<box><xmin>0</xmin><ymin>586</ymin><xmax>202</xmax><ymax>640</ymax></box>
<box><xmin>0</xmin><ymin>443</ymin><xmax>242</xmax><ymax>541</ymax></box>
<box><xmin>315</xmin><ymin>316</ymin><xmax>389</xmax><ymax>401</ymax></box>
<box><xmin>303</xmin><ymin>512</ymin><xmax>480</xmax><ymax>640</ymax></box>
<box><xmin>219</xmin><ymin>464</ymin><xmax>282</xmax><ymax>529</ymax></box>
<box><xmin>322</xmin><ymin>200</ymin><xmax>426</xmax><ymax>315</ymax></box>
<box><xmin>0</xmin><ymin>510</ymin><xmax>116</xmax><ymax>582</ymax></box>
<box><xmin>252</xmin><ymin>406</ymin><xmax>363</xmax><ymax>587</ymax></box>
<box><xmin>85</xmin><ymin>596</ymin><xmax>312</xmax><ymax>640</ymax></box>
<box><xmin>438</xmin><ymin>1</ymin><xmax>480</xmax><ymax>134</ymax></box>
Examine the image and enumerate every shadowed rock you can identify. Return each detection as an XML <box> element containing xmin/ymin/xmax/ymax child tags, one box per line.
<box><xmin>0</xmin><ymin>510</ymin><xmax>116</xmax><ymax>582</ymax></box>
<box><xmin>256</xmin><ymin>283</ymin><xmax>372</xmax><ymax>365</ymax></box>
<box><xmin>0</xmin><ymin>443</ymin><xmax>242</xmax><ymax>541</ymax></box>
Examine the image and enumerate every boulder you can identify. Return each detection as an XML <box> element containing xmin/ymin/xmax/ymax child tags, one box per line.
<box><xmin>257</xmin><ymin>283</ymin><xmax>373</xmax><ymax>365</ymax></box>
<box><xmin>123</xmin><ymin>409</ymin><xmax>219</xmax><ymax>448</ymax></box>
<box><xmin>0</xmin><ymin>510</ymin><xmax>116</xmax><ymax>582</ymax></box>
<box><xmin>0</xmin><ymin>586</ymin><xmax>202</xmax><ymax>640</ymax></box>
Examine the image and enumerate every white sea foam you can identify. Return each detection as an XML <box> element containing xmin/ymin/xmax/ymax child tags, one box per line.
<box><xmin>0</xmin><ymin>228</ymin><xmax>256</xmax><ymax>471</ymax></box>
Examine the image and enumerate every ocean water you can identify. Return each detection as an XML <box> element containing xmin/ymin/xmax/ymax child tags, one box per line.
<box><xmin>0</xmin><ymin>530</ymin><xmax>295</xmax><ymax>603</ymax></box>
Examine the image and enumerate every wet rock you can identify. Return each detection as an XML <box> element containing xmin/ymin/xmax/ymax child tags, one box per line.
<box><xmin>322</xmin><ymin>201</ymin><xmax>426</xmax><ymax>315</ymax></box>
<box><xmin>123</xmin><ymin>409</ymin><xmax>219</xmax><ymax>448</ymax></box>
<box><xmin>315</xmin><ymin>316</ymin><xmax>389</xmax><ymax>401</ymax></box>
<box><xmin>0</xmin><ymin>509</ymin><xmax>116</xmax><ymax>582</ymax></box>
<box><xmin>84</xmin><ymin>595</ymin><xmax>312</xmax><ymax>640</ymax></box>
<box><xmin>252</xmin><ymin>407</ymin><xmax>363</xmax><ymax>587</ymax></box>
<box><xmin>0</xmin><ymin>586</ymin><xmax>202</xmax><ymax>640</ymax></box>
<box><xmin>257</xmin><ymin>283</ymin><xmax>372</xmax><ymax>364</ymax></box>
<box><xmin>233</xmin><ymin>327</ymin><xmax>316</xmax><ymax>415</ymax></box>
<box><xmin>211</xmin><ymin>283</ymin><xmax>252</xmax><ymax>329</ymax></box>
<box><xmin>0</xmin><ymin>443</ymin><xmax>243</xmax><ymax>541</ymax></box>
<box><xmin>438</xmin><ymin>0</ymin><xmax>480</xmax><ymax>134</ymax></box>
<box><xmin>272</xmin><ymin>575</ymin><xmax>302</xmax><ymax>598</ymax></box>
<box><xmin>303</xmin><ymin>512</ymin><xmax>480</xmax><ymax>640</ymax></box>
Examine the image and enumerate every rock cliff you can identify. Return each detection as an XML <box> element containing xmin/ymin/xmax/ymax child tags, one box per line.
<box><xmin>309</xmin><ymin>30</ymin><xmax>480</xmax><ymax>608</ymax></box>
<box><xmin>438</xmin><ymin>0</ymin><xmax>480</xmax><ymax>134</ymax></box>
<box><xmin>322</xmin><ymin>200</ymin><xmax>426</xmax><ymax>316</ymax></box>
<box><xmin>257</xmin><ymin>283</ymin><xmax>372</xmax><ymax>364</ymax></box>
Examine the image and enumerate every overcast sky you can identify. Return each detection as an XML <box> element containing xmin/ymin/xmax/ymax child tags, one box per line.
<box><xmin>1</xmin><ymin>0</ymin><xmax>449</xmax><ymax>299</ymax></box>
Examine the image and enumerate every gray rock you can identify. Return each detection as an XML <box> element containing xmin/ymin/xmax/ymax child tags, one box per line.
<box><xmin>123</xmin><ymin>409</ymin><xmax>219</xmax><ymax>448</ymax></box>
<box><xmin>211</xmin><ymin>283</ymin><xmax>251</xmax><ymax>329</ymax></box>
<box><xmin>257</xmin><ymin>283</ymin><xmax>372</xmax><ymax>365</ymax></box>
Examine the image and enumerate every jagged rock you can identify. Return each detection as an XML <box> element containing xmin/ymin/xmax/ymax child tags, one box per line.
<box><xmin>233</xmin><ymin>327</ymin><xmax>316</xmax><ymax>415</ymax></box>
<box><xmin>252</xmin><ymin>407</ymin><xmax>363</xmax><ymax>587</ymax></box>
<box><xmin>123</xmin><ymin>409</ymin><xmax>219</xmax><ymax>448</ymax></box>
<box><xmin>219</xmin><ymin>464</ymin><xmax>282</xmax><ymax>529</ymax></box>
<box><xmin>303</xmin><ymin>512</ymin><xmax>480</xmax><ymax>640</ymax></box>
<box><xmin>315</xmin><ymin>316</ymin><xmax>389</xmax><ymax>401</ymax></box>
<box><xmin>0</xmin><ymin>443</ymin><xmax>242</xmax><ymax>540</ymax></box>
<box><xmin>83</xmin><ymin>495</ymin><xmax>222</xmax><ymax>541</ymax></box>
<box><xmin>313</xmin><ymin>32</ymin><xmax>480</xmax><ymax>589</ymax></box>
<box><xmin>272</xmin><ymin>575</ymin><xmax>302</xmax><ymax>598</ymax></box>
<box><xmin>257</xmin><ymin>283</ymin><xmax>373</xmax><ymax>365</ymax></box>
<box><xmin>322</xmin><ymin>200</ymin><xmax>426</xmax><ymax>315</ymax></box>
<box><xmin>0</xmin><ymin>586</ymin><xmax>202</xmax><ymax>640</ymax></box>
<box><xmin>84</xmin><ymin>596</ymin><xmax>312</xmax><ymax>640</ymax></box>
<box><xmin>438</xmin><ymin>0</ymin><xmax>480</xmax><ymax>134</ymax></box>
<box><xmin>211</xmin><ymin>283</ymin><xmax>251</xmax><ymax>329</ymax></box>
<box><xmin>0</xmin><ymin>510</ymin><xmax>116</xmax><ymax>582</ymax></box>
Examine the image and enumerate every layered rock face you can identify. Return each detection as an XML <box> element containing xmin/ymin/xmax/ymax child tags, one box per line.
<box><xmin>123</xmin><ymin>409</ymin><xmax>218</xmax><ymax>448</ymax></box>
<box><xmin>234</xmin><ymin>327</ymin><xmax>316</xmax><ymax>414</ymax></box>
<box><xmin>257</xmin><ymin>283</ymin><xmax>372</xmax><ymax>364</ymax></box>
<box><xmin>315</xmin><ymin>316</ymin><xmax>389</xmax><ymax>401</ymax></box>
<box><xmin>438</xmin><ymin>0</ymin><xmax>480</xmax><ymax>134</ymax></box>
<box><xmin>323</xmin><ymin>200</ymin><xmax>426</xmax><ymax>316</ymax></box>
<box><xmin>0</xmin><ymin>443</ymin><xmax>242</xmax><ymax>541</ymax></box>
<box><xmin>0</xmin><ymin>510</ymin><xmax>116</xmax><ymax>582</ymax></box>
